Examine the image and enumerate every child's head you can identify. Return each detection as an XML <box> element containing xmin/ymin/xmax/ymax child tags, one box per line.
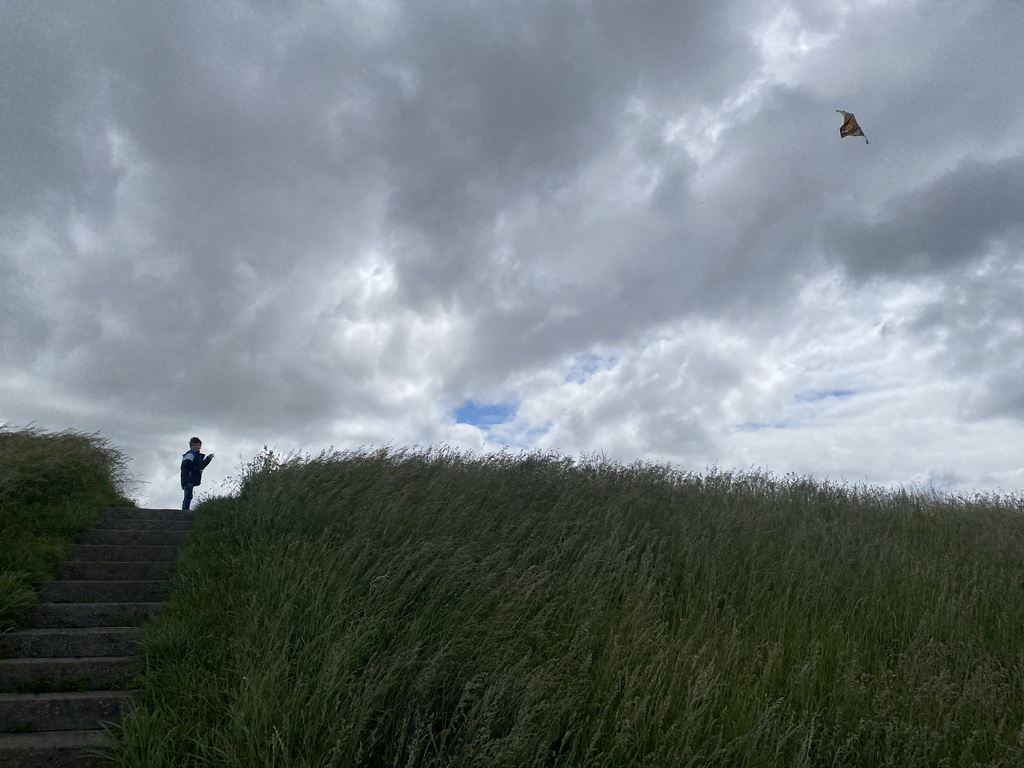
<box><xmin>190</xmin><ymin>437</ymin><xmax>202</xmax><ymax>450</ymax></box>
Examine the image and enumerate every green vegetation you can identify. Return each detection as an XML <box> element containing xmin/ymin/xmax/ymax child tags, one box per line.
<box><xmin>108</xmin><ymin>447</ymin><xmax>1024</xmax><ymax>767</ymax></box>
<box><xmin>0</xmin><ymin>424</ymin><xmax>135</xmax><ymax>631</ymax></box>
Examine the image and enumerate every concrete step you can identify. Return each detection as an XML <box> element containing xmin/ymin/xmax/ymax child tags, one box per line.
<box><xmin>102</xmin><ymin>507</ymin><xmax>195</xmax><ymax>522</ymax></box>
<box><xmin>0</xmin><ymin>730</ymin><xmax>107</xmax><ymax>768</ymax></box>
<box><xmin>0</xmin><ymin>657</ymin><xmax>138</xmax><ymax>692</ymax></box>
<box><xmin>58</xmin><ymin>561</ymin><xmax>173</xmax><ymax>582</ymax></box>
<box><xmin>0</xmin><ymin>691</ymin><xmax>133</xmax><ymax>733</ymax></box>
<box><xmin>2</xmin><ymin>628</ymin><xmax>142</xmax><ymax>659</ymax></box>
<box><xmin>77</xmin><ymin>529</ymin><xmax>189</xmax><ymax>547</ymax></box>
<box><xmin>40</xmin><ymin>581</ymin><xmax>167</xmax><ymax>604</ymax></box>
<box><xmin>26</xmin><ymin>603</ymin><xmax>164</xmax><ymax>629</ymax></box>
<box><xmin>64</xmin><ymin>545</ymin><xmax>178</xmax><ymax>563</ymax></box>
<box><xmin>93</xmin><ymin>518</ymin><xmax>193</xmax><ymax>532</ymax></box>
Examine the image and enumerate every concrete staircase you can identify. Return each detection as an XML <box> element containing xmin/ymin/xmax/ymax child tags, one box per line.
<box><xmin>0</xmin><ymin>508</ymin><xmax>195</xmax><ymax>767</ymax></box>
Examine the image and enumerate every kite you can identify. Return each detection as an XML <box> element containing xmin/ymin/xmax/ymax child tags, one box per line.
<box><xmin>836</xmin><ymin>110</ymin><xmax>868</xmax><ymax>144</ymax></box>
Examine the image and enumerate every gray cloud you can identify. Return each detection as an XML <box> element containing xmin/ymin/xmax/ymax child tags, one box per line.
<box><xmin>828</xmin><ymin>157</ymin><xmax>1024</xmax><ymax>278</ymax></box>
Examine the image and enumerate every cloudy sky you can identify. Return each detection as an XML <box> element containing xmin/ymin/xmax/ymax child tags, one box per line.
<box><xmin>3</xmin><ymin>0</ymin><xmax>1023</xmax><ymax>508</ymax></box>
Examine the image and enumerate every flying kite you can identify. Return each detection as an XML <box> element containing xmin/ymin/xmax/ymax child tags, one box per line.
<box><xmin>836</xmin><ymin>110</ymin><xmax>868</xmax><ymax>144</ymax></box>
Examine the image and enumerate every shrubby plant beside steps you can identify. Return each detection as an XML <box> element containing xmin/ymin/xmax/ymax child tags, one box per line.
<box><xmin>1</xmin><ymin>424</ymin><xmax>135</xmax><ymax>632</ymax></box>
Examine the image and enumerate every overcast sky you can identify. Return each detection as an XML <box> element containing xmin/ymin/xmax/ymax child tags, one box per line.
<box><xmin>3</xmin><ymin>0</ymin><xmax>1023</xmax><ymax>508</ymax></box>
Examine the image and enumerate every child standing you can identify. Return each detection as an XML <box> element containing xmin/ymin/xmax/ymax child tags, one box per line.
<box><xmin>180</xmin><ymin>436</ymin><xmax>214</xmax><ymax>511</ymax></box>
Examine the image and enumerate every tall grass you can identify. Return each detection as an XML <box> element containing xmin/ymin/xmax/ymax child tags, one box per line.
<box><xmin>0</xmin><ymin>424</ymin><xmax>135</xmax><ymax>630</ymax></box>
<box><xmin>109</xmin><ymin>447</ymin><xmax>1024</xmax><ymax>766</ymax></box>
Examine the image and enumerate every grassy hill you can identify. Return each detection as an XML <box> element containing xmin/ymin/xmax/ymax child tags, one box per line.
<box><xmin>0</xmin><ymin>424</ymin><xmax>135</xmax><ymax>631</ymax></box>
<box><xmin>104</xmin><ymin>447</ymin><xmax>1024</xmax><ymax>767</ymax></box>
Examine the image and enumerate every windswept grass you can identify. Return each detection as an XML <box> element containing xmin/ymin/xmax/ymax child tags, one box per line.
<box><xmin>0</xmin><ymin>424</ymin><xmax>135</xmax><ymax>630</ymax></box>
<box><xmin>110</xmin><ymin>447</ymin><xmax>1024</xmax><ymax>766</ymax></box>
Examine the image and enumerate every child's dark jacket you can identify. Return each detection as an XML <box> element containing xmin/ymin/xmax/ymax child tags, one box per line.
<box><xmin>181</xmin><ymin>450</ymin><xmax>212</xmax><ymax>488</ymax></box>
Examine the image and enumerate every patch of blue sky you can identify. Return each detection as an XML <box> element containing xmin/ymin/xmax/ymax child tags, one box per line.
<box><xmin>794</xmin><ymin>388</ymin><xmax>856</xmax><ymax>403</ymax></box>
<box><xmin>565</xmin><ymin>354</ymin><xmax>618</xmax><ymax>384</ymax></box>
<box><xmin>454</xmin><ymin>400</ymin><xmax>518</xmax><ymax>428</ymax></box>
